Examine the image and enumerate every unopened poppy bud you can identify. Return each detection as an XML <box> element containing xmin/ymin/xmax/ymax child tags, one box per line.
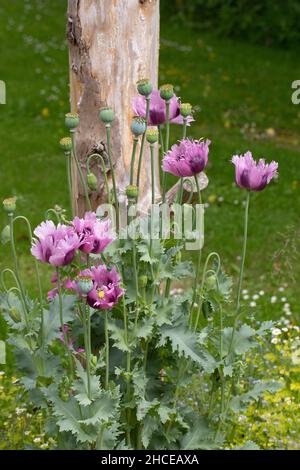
<box><xmin>77</xmin><ymin>276</ymin><xmax>94</xmax><ymax>295</ymax></box>
<box><xmin>180</xmin><ymin>102</ymin><xmax>192</xmax><ymax>118</ymax></box>
<box><xmin>1</xmin><ymin>225</ymin><xmax>10</xmax><ymax>245</ymax></box>
<box><xmin>131</xmin><ymin>117</ymin><xmax>146</xmax><ymax>137</ymax></box>
<box><xmin>126</xmin><ymin>184</ymin><xmax>139</xmax><ymax>200</ymax></box>
<box><xmin>137</xmin><ymin>78</ymin><xmax>153</xmax><ymax>97</ymax></box>
<box><xmin>206</xmin><ymin>274</ymin><xmax>217</xmax><ymax>290</ymax></box>
<box><xmin>65</xmin><ymin>112</ymin><xmax>79</xmax><ymax>130</ymax></box>
<box><xmin>159</xmin><ymin>84</ymin><xmax>174</xmax><ymax>101</ymax></box>
<box><xmin>3</xmin><ymin>197</ymin><xmax>17</xmax><ymax>214</ymax></box>
<box><xmin>9</xmin><ymin>307</ymin><xmax>21</xmax><ymax>323</ymax></box>
<box><xmin>59</xmin><ymin>137</ymin><xmax>72</xmax><ymax>152</ymax></box>
<box><xmin>138</xmin><ymin>275</ymin><xmax>148</xmax><ymax>288</ymax></box>
<box><xmin>87</xmin><ymin>173</ymin><xmax>98</xmax><ymax>191</ymax></box>
<box><xmin>146</xmin><ymin>128</ymin><xmax>159</xmax><ymax>144</ymax></box>
<box><xmin>99</xmin><ymin>107</ymin><xmax>115</xmax><ymax>124</ymax></box>
<box><xmin>91</xmin><ymin>355</ymin><xmax>98</xmax><ymax>368</ymax></box>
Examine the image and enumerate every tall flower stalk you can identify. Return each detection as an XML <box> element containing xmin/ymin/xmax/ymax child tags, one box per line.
<box><xmin>70</xmin><ymin>130</ymin><xmax>92</xmax><ymax>211</ymax></box>
<box><xmin>86</xmin><ymin>153</ymin><xmax>111</xmax><ymax>204</ymax></box>
<box><xmin>136</xmin><ymin>97</ymin><xmax>150</xmax><ymax>190</ymax></box>
<box><xmin>56</xmin><ymin>268</ymin><xmax>73</xmax><ymax>377</ymax></box>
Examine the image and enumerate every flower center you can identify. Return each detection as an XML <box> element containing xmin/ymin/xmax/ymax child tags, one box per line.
<box><xmin>98</xmin><ymin>290</ymin><xmax>105</xmax><ymax>299</ymax></box>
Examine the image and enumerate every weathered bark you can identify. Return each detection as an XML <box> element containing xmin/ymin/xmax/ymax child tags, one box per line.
<box><xmin>67</xmin><ymin>0</ymin><xmax>160</xmax><ymax>216</ymax></box>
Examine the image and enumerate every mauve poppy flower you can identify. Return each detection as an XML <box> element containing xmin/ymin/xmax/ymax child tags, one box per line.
<box><xmin>232</xmin><ymin>151</ymin><xmax>278</xmax><ymax>191</ymax></box>
<box><xmin>31</xmin><ymin>220</ymin><xmax>80</xmax><ymax>267</ymax></box>
<box><xmin>162</xmin><ymin>138</ymin><xmax>210</xmax><ymax>177</ymax></box>
<box><xmin>47</xmin><ymin>273</ymin><xmax>74</xmax><ymax>300</ymax></box>
<box><xmin>132</xmin><ymin>90</ymin><xmax>194</xmax><ymax>126</ymax></box>
<box><xmin>72</xmin><ymin>212</ymin><xmax>115</xmax><ymax>255</ymax></box>
<box><xmin>86</xmin><ymin>265</ymin><xmax>124</xmax><ymax>310</ymax></box>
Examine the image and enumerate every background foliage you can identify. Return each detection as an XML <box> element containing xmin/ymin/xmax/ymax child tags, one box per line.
<box><xmin>162</xmin><ymin>0</ymin><xmax>300</xmax><ymax>48</ymax></box>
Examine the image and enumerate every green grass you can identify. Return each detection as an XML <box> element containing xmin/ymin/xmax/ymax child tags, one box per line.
<box><xmin>0</xmin><ymin>1</ymin><xmax>300</xmax><ymax>318</ymax></box>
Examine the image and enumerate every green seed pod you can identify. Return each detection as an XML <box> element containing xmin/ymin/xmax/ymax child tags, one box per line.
<box><xmin>138</xmin><ymin>275</ymin><xmax>148</xmax><ymax>288</ymax></box>
<box><xmin>131</xmin><ymin>117</ymin><xmax>146</xmax><ymax>137</ymax></box>
<box><xmin>126</xmin><ymin>184</ymin><xmax>139</xmax><ymax>200</ymax></box>
<box><xmin>8</xmin><ymin>307</ymin><xmax>21</xmax><ymax>323</ymax></box>
<box><xmin>3</xmin><ymin>197</ymin><xmax>17</xmax><ymax>214</ymax></box>
<box><xmin>202</xmin><ymin>300</ymin><xmax>212</xmax><ymax>320</ymax></box>
<box><xmin>146</xmin><ymin>128</ymin><xmax>159</xmax><ymax>144</ymax></box>
<box><xmin>1</xmin><ymin>225</ymin><xmax>11</xmax><ymax>245</ymax></box>
<box><xmin>137</xmin><ymin>78</ymin><xmax>153</xmax><ymax>97</ymax></box>
<box><xmin>59</xmin><ymin>136</ymin><xmax>72</xmax><ymax>152</ymax></box>
<box><xmin>87</xmin><ymin>172</ymin><xmax>98</xmax><ymax>191</ymax></box>
<box><xmin>91</xmin><ymin>355</ymin><xmax>98</xmax><ymax>368</ymax></box>
<box><xmin>180</xmin><ymin>102</ymin><xmax>192</xmax><ymax>118</ymax></box>
<box><xmin>65</xmin><ymin>112</ymin><xmax>79</xmax><ymax>130</ymax></box>
<box><xmin>159</xmin><ymin>84</ymin><xmax>174</xmax><ymax>101</ymax></box>
<box><xmin>77</xmin><ymin>276</ymin><xmax>94</xmax><ymax>295</ymax></box>
<box><xmin>206</xmin><ymin>274</ymin><xmax>217</xmax><ymax>291</ymax></box>
<box><xmin>99</xmin><ymin>107</ymin><xmax>115</xmax><ymax>124</ymax></box>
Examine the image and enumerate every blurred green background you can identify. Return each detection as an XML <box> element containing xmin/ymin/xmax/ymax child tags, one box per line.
<box><xmin>0</xmin><ymin>0</ymin><xmax>300</xmax><ymax>316</ymax></box>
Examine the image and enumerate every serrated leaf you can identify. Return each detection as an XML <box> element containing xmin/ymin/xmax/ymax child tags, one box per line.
<box><xmin>172</xmin><ymin>261</ymin><xmax>194</xmax><ymax>279</ymax></box>
<box><xmin>181</xmin><ymin>419</ymin><xmax>218</xmax><ymax>449</ymax></box>
<box><xmin>159</xmin><ymin>325</ymin><xmax>217</xmax><ymax>373</ymax></box>
<box><xmin>108</xmin><ymin>322</ymin><xmax>129</xmax><ymax>352</ymax></box>
<box><xmin>134</xmin><ymin>317</ymin><xmax>154</xmax><ymax>339</ymax></box>
<box><xmin>79</xmin><ymin>392</ymin><xmax>117</xmax><ymax>426</ymax></box>
<box><xmin>137</xmin><ymin>398</ymin><xmax>159</xmax><ymax>421</ymax></box>
<box><xmin>141</xmin><ymin>415</ymin><xmax>158</xmax><ymax>448</ymax></box>
<box><xmin>73</xmin><ymin>360</ymin><xmax>102</xmax><ymax>405</ymax></box>
<box><xmin>157</xmin><ymin>405</ymin><xmax>173</xmax><ymax>424</ymax></box>
<box><xmin>230</xmin><ymin>380</ymin><xmax>283</xmax><ymax>412</ymax></box>
<box><xmin>50</xmin><ymin>397</ymin><xmax>96</xmax><ymax>443</ymax></box>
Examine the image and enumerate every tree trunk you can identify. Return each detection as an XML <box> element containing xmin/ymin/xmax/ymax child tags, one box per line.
<box><xmin>67</xmin><ymin>0</ymin><xmax>160</xmax><ymax>216</ymax></box>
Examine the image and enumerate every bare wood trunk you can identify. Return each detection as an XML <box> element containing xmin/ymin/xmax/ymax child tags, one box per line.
<box><xmin>67</xmin><ymin>0</ymin><xmax>160</xmax><ymax>216</ymax></box>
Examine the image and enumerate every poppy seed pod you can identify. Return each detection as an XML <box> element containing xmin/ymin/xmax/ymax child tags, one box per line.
<box><xmin>138</xmin><ymin>275</ymin><xmax>148</xmax><ymax>288</ymax></box>
<box><xmin>180</xmin><ymin>102</ymin><xmax>192</xmax><ymax>118</ymax></box>
<box><xmin>8</xmin><ymin>307</ymin><xmax>21</xmax><ymax>323</ymax></box>
<box><xmin>65</xmin><ymin>112</ymin><xmax>79</xmax><ymax>130</ymax></box>
<box><xmin>137</xmin><ymin>79</ymin><xmax>153</xmax><ymax>97</ymax></box>
<box><xmin>99</xmin><ymin>107</ymin><xmax>115</xmax><ymax>124</ymax></box>
<box><xmin>146</xmin><ymin>128</ymin><xmax>159</xmax><ymax>144</ymax></box>
<box><xmin>59</xmin><ymin>137</ymin><xmax>72</xmax><ymax>152</ymax></box>
<box><xmin>206</xmin><ymin>274</ymin><xmax>217</xmax><ymax>291</ymax></box>
<box><xmin>131</xmin><ymin>117</ymin><xmax>146</xmax><ymax>137</ymax></box>
<box><xmin>159</xmin><ymin>84</ymin><xmax>174</xmax><ymax>101</ymax></box>
<box><xmin>77</xmin><ymin>276</ymin><xmax>94</xmax><ymax>295</ymax></box>
<box><xmin>126</xmin><ymin>184</ymin><xmax>139</xmax><ymax>200</ymax></box>
<box><xmin>3</xmin><ymin>197</ymin><xmax>17</xmax><ymax>214</ymax></box>
<box><xmin>87</xmin><ymin>172</ymin><xmax>98</xmax><ymax>191</ymax></box>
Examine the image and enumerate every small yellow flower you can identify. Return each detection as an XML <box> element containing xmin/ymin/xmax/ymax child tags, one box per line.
<box><xmin>41</xmin><ymin>107</ymin><xmax>49</xmax><ymax>118</ymax></box>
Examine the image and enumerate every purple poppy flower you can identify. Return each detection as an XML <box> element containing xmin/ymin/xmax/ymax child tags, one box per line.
<box><xmin>162</xmin><ymin>138</ymin><xmax>210</xmax><ymax>177</ymax></box>
<box><xmin>31</xmin><ymin>220</ymin><xmax>80</xmax><ymax>266</ymax></box>
<box><xmin>132</xmin><ymin>89</ymin><xmax>194</xmax><ymax>126</ymax></box>
<box><xmin>232</xmin><ymin>151</ymin><xmax>278</xmax><ymax>191</ymax></box>
<box><xmin>86</xmin><ymin>265</ymin><xmax>124</xmax><ymax>310</ymax></box>
<box><xmin>47</xmin><ymin>273</ymin><xmax>74</xmax><ymax>300</ymax></box>
<box><xmin>72</xmin><ymin>212</ymin><xmax>115</xmax><ymax>255</ymax></box>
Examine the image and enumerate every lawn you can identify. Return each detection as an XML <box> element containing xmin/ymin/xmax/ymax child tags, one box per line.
<box><xmin>1</xmin><ymin>0</ymin><xmax>300</xmax><ymax>319</ymax></box>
